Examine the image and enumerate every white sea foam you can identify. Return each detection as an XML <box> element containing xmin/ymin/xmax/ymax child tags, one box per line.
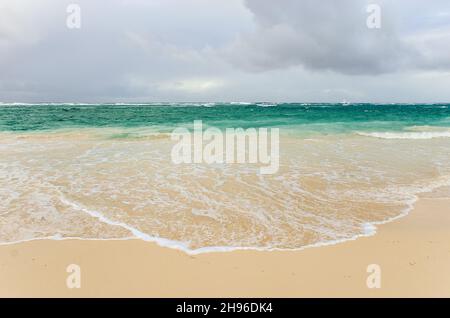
<box><xmin>1</xmin><ymin>173</ymin><xmax>449</xmax><ymax>255</ymax></box>
<box><xmin>58</xmin><ymin>195</ymin><xmax>203</xmax><ymax>253</ymax></box>
<box><xmin>357</xmin><ymin>131</ymin><xmax>450</xmax><ymax>139</ymax></box>
<box><xmin>1</xmin><ymin>129</ymin><xmax>450</xmax><ymax>255</ymax></box>
<box><xmin>256</xmin><ymin>103</ymin><xmax>277</xmax><ymax>107</ymax></box>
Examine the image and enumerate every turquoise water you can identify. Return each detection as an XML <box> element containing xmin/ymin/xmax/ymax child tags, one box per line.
<box><xmin>1</xmin><ymin>102</ymin><xmax>450</xmax><ymax>252</ymax></box>
<box><xmin>1</xmin><ymin>103</ymin><xmax>449</xmax><ymax>133</ymax></box>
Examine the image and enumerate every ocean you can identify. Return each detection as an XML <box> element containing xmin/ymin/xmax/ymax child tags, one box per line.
<box><xmin>1</xmin><ymin>103</ymin><xmax>450</xmax><ymax>253</ymax></box>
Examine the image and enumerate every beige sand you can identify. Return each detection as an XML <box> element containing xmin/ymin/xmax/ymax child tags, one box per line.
<box><xmin>0</xmin><ymin>198</ymin><xmax>449</xmax><ymax>297</ymax></box>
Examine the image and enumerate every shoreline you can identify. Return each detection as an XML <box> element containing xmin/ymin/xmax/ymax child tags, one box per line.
<box><xmin>0</xmin><ymin>195</ymin><xmax>417</xmax><ymax>255</ymax></box>
<box><xmin>1</xmin><ymin>197</ymin><xmax>450</xmax><ymax>297</ymax></box>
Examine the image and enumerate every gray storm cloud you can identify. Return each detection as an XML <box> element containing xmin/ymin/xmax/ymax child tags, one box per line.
<box><xmin>223</xmin><ymin>0</ymin><xmax>450</xmax><ymax>75</ymax></box>
<box><xmin>0</xmin><ymin>0</ymin><xmax>450</xmax><ymax>102</ymax></box>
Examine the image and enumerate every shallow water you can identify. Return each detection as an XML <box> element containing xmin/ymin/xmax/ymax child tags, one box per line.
<box><xmin>1</xmin><ymin>103</ymin><xmax>449</xmax><ymax>253</ymax></box>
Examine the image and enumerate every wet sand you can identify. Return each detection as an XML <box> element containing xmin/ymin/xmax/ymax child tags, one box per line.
<box><xmin>0</xmin><ymin>198</ymin><xmax>449</xmax><ymax>297</ymax></box>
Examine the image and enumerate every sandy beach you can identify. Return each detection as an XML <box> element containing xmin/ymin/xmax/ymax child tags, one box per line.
<box><xmin>0</xmin><ymin>197</ymin><xmax>449</xmax><ymax>297</ymax></box>
<box><xmin>2</xmin><ymin>0</ymin><xmax>450</xmax><ymax>301</ymax></box>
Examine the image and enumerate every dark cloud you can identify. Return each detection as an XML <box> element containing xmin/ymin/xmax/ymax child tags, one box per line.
<box><xmin>223</xmin><ymin>0</ymin><xmax>450</xmax><ymax>75</ymax></box>
<box><xmin>0</xmin><ymin>0</ymin><xmax>450</xmax><ymax>102</ymax></box>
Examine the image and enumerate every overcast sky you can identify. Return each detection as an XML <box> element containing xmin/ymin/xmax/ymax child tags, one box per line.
<box><xmin>1</xmin><ymin>0</ymin><xmax>450</xmax><ymax>103</ymax></box>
